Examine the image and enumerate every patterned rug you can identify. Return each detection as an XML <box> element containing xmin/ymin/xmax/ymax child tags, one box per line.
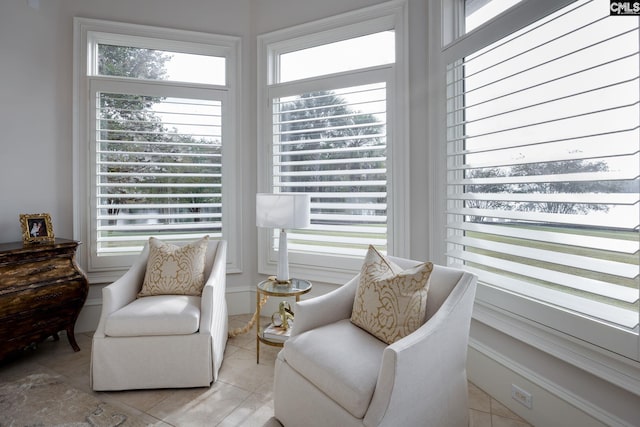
<box><xmin>0</xmin><ymin>373</ymin><xmax>147</xmax><ymax>426</ymax></box>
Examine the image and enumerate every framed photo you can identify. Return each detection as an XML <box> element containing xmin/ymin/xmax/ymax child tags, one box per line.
<box><xmin>20</xmin><ymin>213</ymin><xmax>55</xmax><ymax>244</ymax></box>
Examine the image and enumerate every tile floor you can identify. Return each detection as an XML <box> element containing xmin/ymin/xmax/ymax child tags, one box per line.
<box><xmin>0</xmin><ymin>314</ymin><xmax>533</xmax><ymax>426</ymax></box>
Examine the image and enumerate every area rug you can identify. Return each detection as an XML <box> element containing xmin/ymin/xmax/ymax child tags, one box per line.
<box><xmin>0</xmin><ymin>373</ymin><xmax>148</xmax><ymax>426</ymax></box>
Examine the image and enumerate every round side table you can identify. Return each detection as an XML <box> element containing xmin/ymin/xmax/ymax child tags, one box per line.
<box><xmin>256</xmin><ymin>278</ymin><xmax>312</xmax><ymax>363</ymax></box>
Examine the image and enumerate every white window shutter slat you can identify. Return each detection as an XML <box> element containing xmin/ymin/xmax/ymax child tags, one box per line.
<box><xmin>446</xmin><ymin>0</ymin><xmax>639</xmax><ymax>333</ymax></box>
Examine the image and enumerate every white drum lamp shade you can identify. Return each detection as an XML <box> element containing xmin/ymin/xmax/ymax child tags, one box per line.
<box><xmin>256</xmin><ymin>193</ymin><xmax>310</xmax><ymax>283</ymax></box>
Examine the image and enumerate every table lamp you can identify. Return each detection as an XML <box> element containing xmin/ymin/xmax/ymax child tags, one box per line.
<box><xmin>256</xmin><ymin>193</ymin><xmax>310</xmax><ymax>284</ymax></box>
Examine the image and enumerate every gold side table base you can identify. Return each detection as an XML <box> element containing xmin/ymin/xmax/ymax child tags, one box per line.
<box><xmin>255</xmin><ymin>278</ymin><xmax>312</xmax><ymax>364</ymax></box>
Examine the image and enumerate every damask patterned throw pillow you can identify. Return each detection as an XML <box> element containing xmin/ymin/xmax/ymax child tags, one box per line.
<box><xmin>351</xmin><ymin>245</ymin><xmax>433</xmax><ymax>344</ymax></box>
<box><xmin>138</xmin><ymin>236</ymin><xmax>209</xmax><ymax>297</ymax></box>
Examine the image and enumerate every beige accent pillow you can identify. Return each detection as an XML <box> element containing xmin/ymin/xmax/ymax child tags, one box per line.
<box><xmin>351</xmin><ymin>245</ymin><xmax>433</xmax><ymax>344</ymax></box>
<box><xmin>138</xmin><ymin>236</ymin><xmax>209</xmax><ymax>297</ymax></box>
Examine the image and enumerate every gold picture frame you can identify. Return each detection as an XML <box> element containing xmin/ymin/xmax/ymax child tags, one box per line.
<box><xmin>20</xmin><ymin>213</ymin><xmax>55</xmax><ymax>244</ymax></box>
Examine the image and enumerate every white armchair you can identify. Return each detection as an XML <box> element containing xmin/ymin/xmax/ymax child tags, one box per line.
<box><xmin>91</xmin><ymin>239</ymin><xmax>228</xmax><ymax>391</ymax></box>
<box><xmin>273</xmin><ymin>257</ymin><xmax>477</xmax><ymax>427</ymax></box>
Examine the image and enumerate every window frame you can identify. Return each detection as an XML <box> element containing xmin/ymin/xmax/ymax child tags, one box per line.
<box><xmin>429</xmin><ymin>0</ymin><xmax>640</xmax><ymax>395</ymax></box>
<box><xmin>73</xmin><ymin>18</ymin><xmax>243</xmax><ymax>282</ymax></box>
<box><xmin>256</xmin><ymin>0</ymin><xmax>410</xmax><ymax>285</ymax></box>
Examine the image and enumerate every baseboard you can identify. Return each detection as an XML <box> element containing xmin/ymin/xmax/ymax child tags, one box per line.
<box><xmin>467</xmin><ymin>341</ymin><xmax>635</xmax><ymax>427</ymax></box>
<box><xmin>75</xmin><ymin>298</ymin><xmax>102</xmax><ymax>333</ymax></box>
<box><xmin>226</xmin><ymin>287</ymin><xmax>254</xmax><ymax>315</ymax></box>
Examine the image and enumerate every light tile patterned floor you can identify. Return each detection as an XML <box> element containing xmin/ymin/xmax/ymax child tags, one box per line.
<box><xmin>0</xmin><ymin>314</ymin><xmax>533</xmax><ymax>426</ymax></box>
<box><xmin>468</xmin><ymin>381</ymin><xmax>532</xmax><ymax>427</ymax></box>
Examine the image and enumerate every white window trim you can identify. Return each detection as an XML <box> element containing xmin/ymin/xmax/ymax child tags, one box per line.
<box><xmin>73</xmin><ymin>17</ymin><xmax>243</xmax><ymax>283</ymax></box>
<box><xmin>257</xmin><ymin>0</ymin><xmax>410</xmax><ymax>285</ymax></box>
<box><xmin>428</xmin><ymin>0</ymin><xmax>640</xmax><ymax>394</ymax></box>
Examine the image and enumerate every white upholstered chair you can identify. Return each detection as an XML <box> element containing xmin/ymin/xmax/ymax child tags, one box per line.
<box><xmin>91</xmin><ymin>239</ymin><xmax>228</xmax><ymax>391</ymax></box>
<box><xmin>273</xmin><ymin>257</ymin><xmax>477</xmax><ymax>427</ymax></box>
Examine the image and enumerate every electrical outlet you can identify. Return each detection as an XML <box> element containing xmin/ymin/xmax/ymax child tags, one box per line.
<box><xmin>511</xmin><ymin>384</ymin><xmax>533</xmax><ymax>409</ymax></box>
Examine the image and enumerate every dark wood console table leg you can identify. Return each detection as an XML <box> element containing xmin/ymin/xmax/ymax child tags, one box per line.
<box><xmin>66</xmin><ymin>326</ymin><xmax>81</xmax><ymax>352</ymax></box>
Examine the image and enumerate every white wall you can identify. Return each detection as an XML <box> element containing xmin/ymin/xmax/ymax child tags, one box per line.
<box><xmin>0</xmin><ymin>1</ymin><xmax>637</xmax><ymax>425</ymax></box>
<box><xmin>0</xmin><ymin>0</ymin><xmax>74</xmax><ymax>243</ymax></box>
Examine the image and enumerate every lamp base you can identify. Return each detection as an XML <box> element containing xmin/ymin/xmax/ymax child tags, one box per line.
<box><xmin>267</xmin><ymin>275</ymin><xmax>292</xmax><ymax>286</ymax></box>
<box><xmin>275</xmin><ymin>228</ymin><xmax>290</xmax><ymax>283</ymax></box>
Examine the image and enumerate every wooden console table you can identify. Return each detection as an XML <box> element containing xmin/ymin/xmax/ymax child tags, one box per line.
<box><xmin>0</xmin><ymin>238</ymin><xmax>89</xmax><ymax>362</ymax></box>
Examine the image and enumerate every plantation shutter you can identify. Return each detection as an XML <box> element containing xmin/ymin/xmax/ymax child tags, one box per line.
<box><xmin>445</xmin><ymin>0</ymin><xmax>639</xmax><ymax>349</ymax></box>
<box><xmin>272</xmin><ymin>82</ymin><xmax>388</xmax><ymax>256</ymax></box>
<box><xmin>94</xmin><ymin>89</ymin><xmax>223</xmax><ymax>255</ymax></box>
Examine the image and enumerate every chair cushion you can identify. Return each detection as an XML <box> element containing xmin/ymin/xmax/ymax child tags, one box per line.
<box><xmin>283</xmin><ymin>319</ymin><xmax>387</xmax><ymax>418</ymax></box>
<box><xmin>138</xmin><ymin>236</ymin><xmax>209</xmax><ymax>297</ymax></box>
<box><xmin>104</xmin><ymin>295</ymin><xmax>201</xmax><ymax>337</ymax></box>
<box><xmin>351</xmin><ymin>245</ymin><xmax>433</xmax><ymax>344</ymax></box>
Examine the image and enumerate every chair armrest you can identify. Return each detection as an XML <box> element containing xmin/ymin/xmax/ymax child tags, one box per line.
<box><xmin>290</xmin><ymin>275</ymin><xmax>359</xmax><ymax>337</ymax></box>
<box><xmin>93</xmin><ymin>246</ymin><xmax>149</xmax><ymax>337</ymax></box>
<box><xmin>365</xmin><ymin>273</ymin><xmax>477</xmax><ymax>427</ymax></box>
<box><xmin>200</xmin><ymin>240</ymin><xmax>227</xmax><ymax>334</ymax></box>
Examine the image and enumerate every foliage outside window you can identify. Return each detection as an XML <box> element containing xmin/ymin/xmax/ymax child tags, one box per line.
<box><xmin>74</xmin><ymin>19</ymin><xmax>240</xmax><ymax>276</ymax></box>
<box><xmin>95</xmin><ymin>90</ymin><xmax>222</xmax><ymax>255</ymax></box>
<box><xmin>258</xmin><ymin>2</ymin><xmax>409</xmax><ymax>281</ymax></box>
<box><xmin>273</xmin><ymin>83</ymin><xmax>389</xmax><ymax>256</ymax></box>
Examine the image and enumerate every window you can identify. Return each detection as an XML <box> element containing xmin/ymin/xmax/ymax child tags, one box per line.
<box><xmin>74</xmin><ymin>19</ymin><xmax>241</xmax><ymax>279</ymax></box>
<box><xmin>465</xmin><ymin>0</ymin><xmax>524</xmax><ymax>32</ymax></box>
<box><xmin>257</xmin><ymin>1</ymin><xmax>409</xmax><ymax>283</ymax></box>
<box><xmin>443</xmin><ymin>0</ymin><xmax>639</xmax><ymax>361</ymax></box>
